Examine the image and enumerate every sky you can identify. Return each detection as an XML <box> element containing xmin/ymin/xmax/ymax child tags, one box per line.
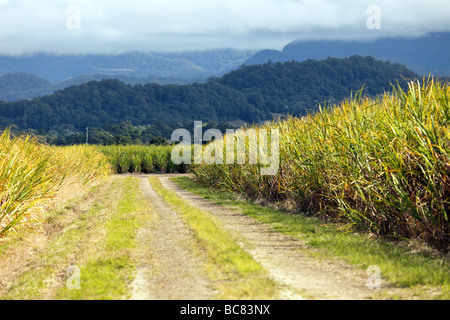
<box><xmin>0</xmin><ymin>0</ymin><xmax>449</xmax><ymax>55</ymax></box>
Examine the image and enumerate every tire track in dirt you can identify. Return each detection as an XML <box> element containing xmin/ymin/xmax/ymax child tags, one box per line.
<box><xmin>158</xmin><ymin>175</ymin><xmax>382</xmax><ymax>300</ymax></box>
<box><xmin>130</xmin><ymin>176</ymin><xmax>216</xmax><ymax>300</ymax></box>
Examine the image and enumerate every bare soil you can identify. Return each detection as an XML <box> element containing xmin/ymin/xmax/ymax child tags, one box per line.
<box><xmin>130</xmin><ymin>176</ymin><xmax>216</xmax><ymax>300</ymax></box>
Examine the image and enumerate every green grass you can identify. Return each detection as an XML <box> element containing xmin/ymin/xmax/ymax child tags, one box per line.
<box><xmin>173</xmin><ymin>176</ymin><xmax>450</xmax><ymax>299</ymax></box>
<box><xmin>55</xmin><ymin>177</ymin><xmax>147</xmax><ymax>300</ymax></box>
<box><xmin>148</xmin><ymin>176</ymin><xmax>279</xmax><ymax>300</ymax></box>
<box><xmin>1</xmin><ymin>176</ymin><xmax>152</xmax><ymax>300</ymax></box>
<box><xmin>2</xmin><ymin>188</ymin><xmax>108</xmax><ymax>300</ymax></box>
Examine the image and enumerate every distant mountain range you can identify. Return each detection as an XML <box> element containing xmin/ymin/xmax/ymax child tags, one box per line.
<box><xmin>244</xmin><ymin>32</ymin><xmax>450</xmax><ymax>77</ymax></box>
<box><xmin>0</xmin><ymin>49</ymin><xmax>254</xmax><ymax>83</ymax></box>
<box><xmin>1</xmin><ymin>32</ymin><xmax>449</xmax><ymax>103</ymax></box>
<box><xmin>0</xmin><ymin>56</ymin><xmax>418</xmax><ymax>137</ymax></box>
<box><xmin>0</xmin><ymin>49</ymin><xmax>254</xmax><ymax>102</ymax></box>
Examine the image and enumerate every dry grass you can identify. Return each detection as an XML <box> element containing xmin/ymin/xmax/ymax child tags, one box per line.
<box><xmin>0</xmin><ymin>131</ymin><xmax>111</xmax><ymax>240</ymax></box>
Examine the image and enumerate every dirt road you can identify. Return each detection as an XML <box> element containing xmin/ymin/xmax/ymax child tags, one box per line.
<box><xmin>132</xmin><ymin>174</ymin><xmax>384</xmax><ymax>300</ymax></box>
<box><xmin>130</xmin><ymin>177</ymin><xmax>216</xmax><ymax>300</ymax></box>
<box><xmin>1</xmin><ymin>174</ymin><xmax>411</xmax><ymax>300</ymax></box>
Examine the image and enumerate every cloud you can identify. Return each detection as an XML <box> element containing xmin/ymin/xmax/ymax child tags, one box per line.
<box><xmin>0</xmin><ymin>0</ymin><xmax>449</xmax><ymax>54</ymax></box>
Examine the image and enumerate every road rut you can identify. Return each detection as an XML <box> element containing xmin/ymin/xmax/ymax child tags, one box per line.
<box><xmin>130</xmin><ymin>176</ymin><xmax>216</xmax><ymax>300</ymax></box>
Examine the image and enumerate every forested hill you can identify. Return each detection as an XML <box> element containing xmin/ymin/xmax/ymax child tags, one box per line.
<box><xmin>0</xmin><ymin>56</ymin><xmax>418</xmax><ymax>137</ymax></box>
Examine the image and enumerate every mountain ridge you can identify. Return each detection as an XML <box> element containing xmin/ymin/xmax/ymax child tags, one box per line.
<box><xmin>245</xmin><ymin>32</ymin><xmax>450</xmax><ymax>76</ymax></box>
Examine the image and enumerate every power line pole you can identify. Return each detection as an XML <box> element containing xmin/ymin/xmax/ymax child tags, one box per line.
<box><xmin>86</xmin><ymin>127</ymin><xmax>89</xmax><ymax>145</ymax></box>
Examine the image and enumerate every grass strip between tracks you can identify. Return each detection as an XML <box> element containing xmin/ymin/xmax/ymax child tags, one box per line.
<box><xmin>148</xmin><ymin>176</ymin><xmax>279</xmax><ymax>299</ymax></box>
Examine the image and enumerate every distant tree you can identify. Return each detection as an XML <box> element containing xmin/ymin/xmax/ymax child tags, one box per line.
<box><xmin>149</xmin><ymin>136</ymin><xmax>168</xmax><ymax>145</ymax></box>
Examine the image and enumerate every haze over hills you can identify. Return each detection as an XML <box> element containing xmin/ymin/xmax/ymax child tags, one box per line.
<box><xmin>2</xmin><ymin>32</ymin><xmax>449</xmax><ymax>102</ymax></box>
<box><xmin>0</xmin><ymin>49</ymin><xmax>254</xmax><ymax>101</ymax></box>
<box><xmin>0</xmin><ymin>49</ymin><xmax>254</xmax><ymax>83</ymax></box>
<box><xmin>245</xmin><ymin>32</ymin><xmax>450</xmax><ymax>77</ymax></box>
